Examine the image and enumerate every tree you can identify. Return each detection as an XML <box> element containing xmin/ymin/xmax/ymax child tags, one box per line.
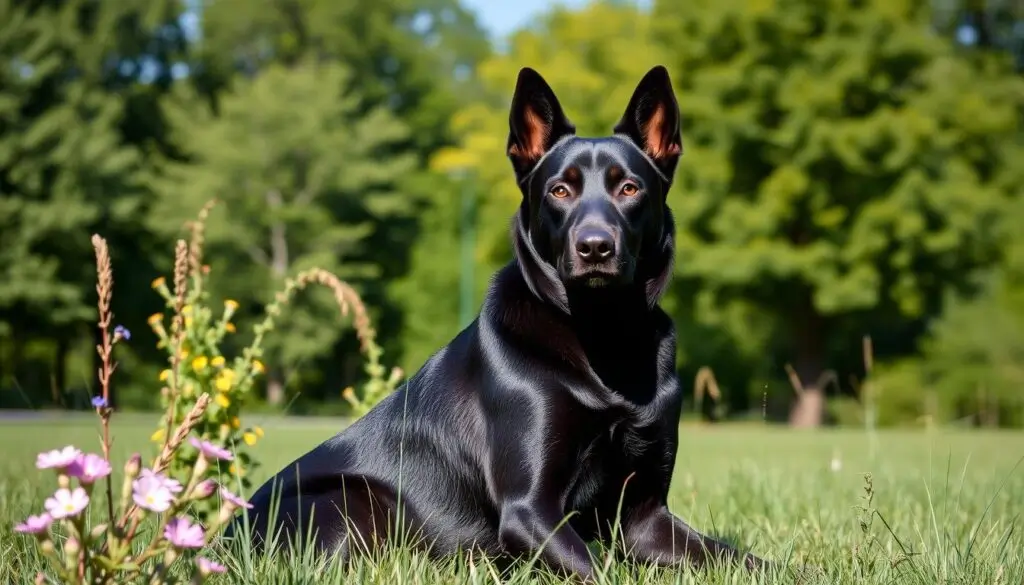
<box><xmin>881</xmin><ymin>195</ymin><xmax>1024</xmax><ymax>428</ymax></box>
<box><xmin>190</xmin><ymin>0</ymin><xmax>491</xmax><ymax>372</ymax></box>
<box><xmin>151</xmin><ymin>60</ymin><xmax>414</xmax><ymax>406</ymax></box>
<box><xmin>0</xmin><ymin>0</ymin><xmax>172</xmax><ymax>406</ymax></box>
<box><xmin>651</xmin><ymin>0</ymin><xmax>1024</xmax><ymax>426</ymax></box>
<box><xmin>193</xmin><ymin>0</ymin><xmax>489</xmax><ymax>153</ymax></box>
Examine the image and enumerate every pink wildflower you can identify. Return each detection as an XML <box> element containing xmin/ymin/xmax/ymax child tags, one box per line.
<box><xmin>44</xmin><ymin>488</ymin><xmax>89</xmax><ymax>519</ymax></box>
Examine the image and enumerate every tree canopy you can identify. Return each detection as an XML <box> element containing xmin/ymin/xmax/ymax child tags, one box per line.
<box><xmin>1</xmin><ymin>0</ymin><xmax>1023</xmax><ymax>428</ymax></box>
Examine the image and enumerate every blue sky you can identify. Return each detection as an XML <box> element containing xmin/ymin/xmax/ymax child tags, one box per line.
<box><xmin>165</xmin><ymin>0</ymin><xmax>650</xmax><ymax>82</ymax></box>
<box><xmin>462</xmin><ymin>0</ymin><xmax>650</xmax><ymax>39</ymax></box>
<box><xmin>179</xmin><ymin>1</ymin><xmax>650</xmax><ymax>45</ymax></box>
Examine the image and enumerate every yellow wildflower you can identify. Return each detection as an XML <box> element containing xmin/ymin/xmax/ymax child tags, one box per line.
<box><xmin>215</xmin><ymin>370</ymin><xmax>235</xmax><ymax>392</ymax></box>
<box><xmin>184</xmin><ymin>316</ymin><xmax>193</xmax><ymax>328</ymax></box>
<box><xmin>215</xmin><ymin>394</ymin><xmax>230</xmax><ymax>408</ymax></box>
<box><xmin>182</xmin><ymin>305</ymin><xmax>193</xmax><ymax>316</ymax></box>
<box><xmin>182</xmin><ymin>382</ymin><xmax>195</xmax><ymax>398</ymax></box>
<box><xmin>192</xmin><ymin>356</ymin><xmax>209</xmax><ymax>371</ymax></box>
<box><xmin>243</xmin><ymin>432</ymin><xmax>258</xmax><ymax>446</ymax></box>
<box><xmin>254</xmin><ymin>426</ymin><xmax>265</xmax><ymax>438</ymax></box>
<box><xmin>150</xmin><ymin>428</ymin><xmax>165</xmax><ymax>442</ymax></box>
<box><xmin>342</xmin><ymin>387</ymin><xmax>355</xmax><ymax>401</ymax></box>
<box><xmin>159</xmin><ymin>369</ymin><xmax>171</xmax><ymax>382</ymax></box>
<box><xmin>151</xmin><ymin>276</ymin><xmax>165</xmax><ymax>289</ymax></box>
<box><xmin>228</xmin><ymin>463</ymin><xmax>246</xmax><ymax>477</ymax></box>
<box><xmin>179</xmin><ymin>348</ymin><xmax>190</xmax><ymax>360</ymax></box>
<box><xmin>211</xmin><ymin>356</ymin><xmax>226</xmax><ymax>368</ymax></box>
<box><xmin>147</xmin><ymin>313</ymin><xmax>163</xmax><ymax>326</ymax></box>
<box><xmin>224</xmin><ymin>299</ymin><xmax>239</xmax><ymax>311</ymax></box>
<box><xmin>231</xmin><ymin>416</ymin><xmax>241</xmax><ymax>429</ymax></box>
<box><xmin>252</xmin><ymin>360</ymin><xmax>266</xmax><ymax>374</ymax></box>
<box><xmin>224</xmin><ymin>322</ymin><xmax>236</xmax><ymax>333</ymax></box>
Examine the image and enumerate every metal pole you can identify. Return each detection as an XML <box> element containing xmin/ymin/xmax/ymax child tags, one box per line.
<box><xmin>458</xmin><ymin>171</ymin><xmax>476</xmax><ymax>329</ymax></box>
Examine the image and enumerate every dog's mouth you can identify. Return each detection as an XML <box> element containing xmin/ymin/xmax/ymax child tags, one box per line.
<box><xmin>560</xmin><ymin>263</ymin><xmax>633</xmax><ymax>288</ymax></box>
<box><xmin>576</xmin><ymin>272</ymin><xmax>616</xmax><ymax>288</ymax></box>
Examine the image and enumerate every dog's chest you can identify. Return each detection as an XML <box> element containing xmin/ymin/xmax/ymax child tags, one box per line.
<box><xmin>565</xmin><ymin>422</ymin><xmax>651</xmax><ymax>511</ymax></box>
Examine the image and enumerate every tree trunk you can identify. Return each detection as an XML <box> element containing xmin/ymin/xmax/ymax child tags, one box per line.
<box><xmin>788</xmin><ymin>305</ymin><xmax>827</xmax><ymax>428</ymax></box>
<box><xmin>265</xmin><ymin>189</ymin><xmax>288</xmax><ymax>406</ymax></box>
<box><xmin>54</xmin><ymin>335</ymin><xmax>69</xmax><ymax>406</ymax></box>
<box><xmin>11</xmin><ymin>333</ymin><xmax>30</xmax><ymax>406</ymax></box>
<box><xmin>266</xmin><ymin>370</ymin><xmax>285</xmax><ymax>407</ymax></box>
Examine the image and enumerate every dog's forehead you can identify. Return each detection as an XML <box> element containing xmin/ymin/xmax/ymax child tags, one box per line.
<box><xmin>551</xmin><ymin>137</ymin><xmax>646</xmax><ymax>173</ymax></box>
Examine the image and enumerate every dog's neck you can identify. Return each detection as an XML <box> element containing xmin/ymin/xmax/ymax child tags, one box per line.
<box><xmin>564</xmin><ymin>283</ymin><xmax>649</xmax><ymax>317</ymax></box>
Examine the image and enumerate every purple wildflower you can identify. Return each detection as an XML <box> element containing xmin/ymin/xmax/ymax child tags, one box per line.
<box><xmin>164</xmin><ymin>517</ymin><xmax>205</xmax><ymax>549</ymax></box>
<box><xmin>113</xmin><ymin>325</ymin><xmax>130</xmax><ymax>340</ymax></box>
<box><xmin>44</xmin><ymin>488</ymin><xmax>89</xmax><ymax>519</ymax></box>
<box><xmin>90</xmin><ymin>396</ymin><xmax>108</xmax><ymax>409</ymax></box>
<box><xmin>192</xmin><ymin>479</ymin><xmax>217</xmax><ymax>499</ymax></box>
<box><xmin>132</xmin><ymin>473</ymin><xmax>176</xmax><ymax>513</ymax></box>
<box><xmin>14</xmin><ymin>513</ymin><xmax>52</xmax><ymax>535</ymax></box>
<box><xmin>188</xmin><ymin>437</ymin><xmax>234</xmax><ymax>461</ymax></box>
<box><xmin>196</xmin><ymin>557</ymin><xmax>227</xmax><ymax>576</ymax></box>
<box><xmin>66</xmin><ymin>453</ymin><xmax>112</xmax><ymax>484</ymax></box>
<box><xmin>36</xmin><ymin>446</ymin><xmax>82</xmax><ymax>471</ymax></box>
<box><xmin>139</xmin><ymin>468</ymin><xmax>183</xmax><ymax>494</ymax></box>
<box><xmin>218</xmin><ymin>487</ymin><xmax>253</xmax><ymax>510</ymax></box>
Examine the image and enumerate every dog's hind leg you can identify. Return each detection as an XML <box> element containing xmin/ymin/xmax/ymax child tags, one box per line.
<box><xmin>230</xmin><ymin>474</ymin><xmax>412</xmax><ymax>563</ymax></box>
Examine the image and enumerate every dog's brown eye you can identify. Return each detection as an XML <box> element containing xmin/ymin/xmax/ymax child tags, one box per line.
<box><xmin>620</xmin><ymin>182</ymin><xmax>639</xmax><ymax>196</ymax></box>
<box><xmin>550</xmin><ymin>185</ymin><xmax>570</xmax><ymax>199</ymax></box>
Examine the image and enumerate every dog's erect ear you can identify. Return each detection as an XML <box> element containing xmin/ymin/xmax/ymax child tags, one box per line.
<box><xmin>614</xmin><ymin>66</ymin><xmax>682</xmax><ymax>180</ymax></box>
<box><xmin>507</xmin><ymin>68</ymin><xmax>576</xmax><ymax>179</ymax></box>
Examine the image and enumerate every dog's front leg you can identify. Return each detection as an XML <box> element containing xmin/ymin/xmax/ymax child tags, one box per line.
<box><xmin>498</xmin><ymin>501</ymin><xmax>595</xmax><ymax>581</ymax></box>
<box><xmin>621</xmin><ymin>503</ymin><xmax>765</xmax><ymax>571</ymax></box>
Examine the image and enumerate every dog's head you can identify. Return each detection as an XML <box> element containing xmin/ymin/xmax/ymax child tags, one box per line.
<box><xmin>507</xmin><ymin>66</ymin><xmax>682</xmax><ymax>312</ymax></box>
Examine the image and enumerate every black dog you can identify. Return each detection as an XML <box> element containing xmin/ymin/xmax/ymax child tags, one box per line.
<box><xmin>236</xmin><ymin>66</ymin><xmax>765</xmax><ymax>581</ymax></box>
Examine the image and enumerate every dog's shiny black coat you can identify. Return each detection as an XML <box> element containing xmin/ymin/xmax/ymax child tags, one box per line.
<box><xmin>237</xmin><ymin>66</ymin><xmax>764</xmax><ymax>580</ymax></box>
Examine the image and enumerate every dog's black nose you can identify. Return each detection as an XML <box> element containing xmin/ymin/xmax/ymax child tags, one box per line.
<box><xmin>574</xmin><ymin>228</ymin><xmax>616</xmax><ymax>263</ymax></box>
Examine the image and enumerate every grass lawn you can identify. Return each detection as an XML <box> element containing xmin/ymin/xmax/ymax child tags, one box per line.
<box><xmin>1</xmin><ymin>413</ymin><xmax>1022</xmax><ymax>583</ymax></box>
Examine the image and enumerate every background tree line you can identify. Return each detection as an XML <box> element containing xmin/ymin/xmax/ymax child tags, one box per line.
<box><xmin>1</xmin><ymin>0</ymin><xmax>1022</xmax><ymax>428</ymax></box>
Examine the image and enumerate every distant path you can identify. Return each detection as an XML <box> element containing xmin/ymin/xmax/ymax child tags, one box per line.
<box><xmin>0</xmin><ymin>410</ymin><xmax>57</xmax><ymax>420</ymax></box>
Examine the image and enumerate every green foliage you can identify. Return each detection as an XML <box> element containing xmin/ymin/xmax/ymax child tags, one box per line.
<box><xmin>649</xmin><ymin>0</ymin><xmax>1024</xmax><ymax>418</ymax></box>
<box><xmin>147</xmin><ymin>210</ymin><xmax>269</xmax><ymax>518</ymax></box>
<box><xmin>189</xmin><ymin>0</ymin><xmax>492</xmax><ymax>383</ymax></box>
<box><xmin>0</xmin><ymin>0</ymin><xmax>141</xmax><ymax>340</ymax></box>
<box><xmin>430</xmin><ymin>0</ymin><xmax>1024</xmax><ymax>424</ymax></box>
<box><xmin>0</xmin><ymin>0</ymin><xmax>196</xmax><ymax>408</ymax></box>
<box><xmin>920</xmin><ymin>280</ymin><xmax>1024</xmax><ymax>426</ymax></box>
<box><xmin>657</xmin><ymin>0</ymin><xmax>1022</xmax><ymax>314</ymax></box>
<box><xmin>1</xmin><ymin>0</ymin><xmax>1023</xmax><ymax>428</ymax></box>
<box><xmin>858</xmin><ymin>194</ymin><xmax>1024</xmax><ymax>429</ymax></box>
<box><xmin>194</xmin><ymin>0</ymin><xmax>489</xmax><ymax>154</ymax></box>
<box><xmin>150</xmin><ymin>60</ymin><xmax>414</xmax><ymax>405</ymax></box>
<box><xmin>341</xmin><ymin>340</ymin><xmax>405</xmax><ymax>418</ymax></box>
<box><xmin>0</xmin><ymin>0</ymin><xmax>488</xmax><ymax>415</ymax></box>
<box><xmin>149</xmin><ymin>202</ymin><xmax>406</xmax><ymax>520</ymax></box>
<box><xmin>389</xmin><ymin>171</ymin><xmax>467</xmax><ymax>372</ymax></box>
<box><xmin>830</xmin><ymin>358</ymin><xmax>937</xmax><ymax>428</ymax></box>
<box><xmin>5</xmin><ymin>232</ymin><xmax>257</xmax><ymax>585</ymax></box>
